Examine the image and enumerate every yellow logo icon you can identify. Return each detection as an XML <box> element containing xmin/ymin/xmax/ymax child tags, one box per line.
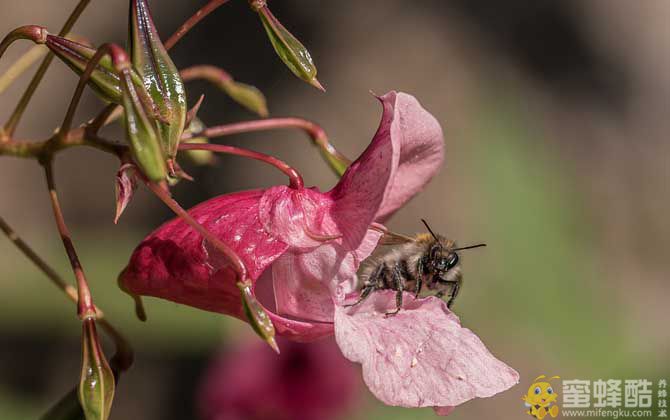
<box><xmin>523</xmin><ymin>375</ymin><xmax>560</xmax><ymax>419</ymax></box>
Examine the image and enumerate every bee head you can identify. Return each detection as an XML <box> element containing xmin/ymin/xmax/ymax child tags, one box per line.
<box><xmin>422</xmin><ymin>219</ymin><xmax>486</xmax><ymax>273</ymax></box>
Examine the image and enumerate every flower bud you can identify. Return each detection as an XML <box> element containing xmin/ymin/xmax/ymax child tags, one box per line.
<box><xmin>79</xmin><ymin>318</ymin><xmax>115</xmax><ymax>420</ymax></box>
<box><xmin>253</xmin><ymin>3</ymin><xmax>324</xmax><ymax>91</ymax></box>
<box><xmin>220</xmin><ymin>80</ymin><xmax>268</xmax><ymax>117</ymax></box>
<box><xmin>118</xmin><ymin>66</ymin><xmax>167</xmax><ymax>182</ymax></box>
<box><xmin>45</xmin><ymin>35</ymin><xmax>145</xmax><ymax>105</ymax></box>
<box><xmin>114</xmin><ymin>163</ymin><xmax>138</xmax><ymax>224</ymax></box>
<box><xmin>182</xmin><ymin>117</ymin><xmax>215</xmax><ymax>166</ymax></box>
<box><xmin>237</xmin><ymin>281</ymin><xmax>279</xmax><ymax>353</ymax></box>
<box><xmin>129</xmin><ymin>0</ymin><xmax>187</xmax><ymax>160</ymax></box>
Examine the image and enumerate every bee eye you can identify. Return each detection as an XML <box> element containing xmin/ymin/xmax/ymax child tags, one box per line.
<box><xmin>446</xmin><ymin>253</ymin><xmax>459</xmax><ymax>269</ymax></box>
<box><xmin>534</xmin><ymin>387</ymin><xmax>541</xmax><ymax>395</ymax></box>
<box><xmin>547</xmin><ymin>387</ymin><xmax>553</xmax><ymax>394</ymax></box>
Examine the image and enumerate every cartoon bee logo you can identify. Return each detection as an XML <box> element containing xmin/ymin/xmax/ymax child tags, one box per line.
<box><xmin>523</xmin><ymin>375</ymin><xmax>560</xmax><ymax>419</ymax></box>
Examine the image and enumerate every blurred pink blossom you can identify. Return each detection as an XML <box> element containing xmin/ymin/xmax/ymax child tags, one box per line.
<box><xmin>121</xmin><ymin>91</ymin><xmax>518</xmax><ymax>414</ymax></box>
<box><xmin>198</xmin><ymin>338</ymin><xmax>360</xmax><ymax>420</ymax></box>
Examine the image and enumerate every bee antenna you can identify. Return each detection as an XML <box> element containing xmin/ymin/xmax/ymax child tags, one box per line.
<box><xmin>453</xmin><ymin>243</ymin><xmax>487</xmax><ymax>251</ymax></box>
<box><xmin>421</xmin><ymin>219</ymin><xmax>443</xmax><ymax>246</ymax></box>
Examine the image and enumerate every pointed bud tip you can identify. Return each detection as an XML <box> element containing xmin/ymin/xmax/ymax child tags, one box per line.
<box><xmin>310</xmin><ymin>78</ymin><xmax>326</xmax><ymax>92</ymax></box>
<box><xmin>267</xmin><ymin>336</ymin><xmax>280</xmax><ymax>354</ymax></box>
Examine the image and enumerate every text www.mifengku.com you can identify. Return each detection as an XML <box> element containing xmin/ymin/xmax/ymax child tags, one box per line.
<box><xmin>562</xmin><ymin>408</ymin><xmax>653</xmax><ymax>418</ymax></box>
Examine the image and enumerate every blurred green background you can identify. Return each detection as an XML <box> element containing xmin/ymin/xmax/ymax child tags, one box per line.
<box><xmin>1</xmin><ymin>1</ymin><xmax>668</xmax><ymax>419</ymax></box>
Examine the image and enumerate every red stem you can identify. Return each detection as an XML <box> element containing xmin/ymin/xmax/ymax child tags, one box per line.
<box><xmin>180</xmin><ymin>64</ymin><xmax>232</xmax><ymax>85</ymax></box>
<box><xmin>179</xmin><ymin>142</ymin><xmax>304</xmax><ymax>189</ymax></box>
<box><xmin>181</xmin><ymin>117</ymin><xmax>351</xmax><ymax>166</ymax></box>
<box><xmin>44</xmin><ymin>162</ymin><xmax>96</xmax><ymax>319</ymax></box>
<box><xmin>3</xmin><ymin>0</ymin><xmax>91</xmax><ymax>137</ymax></box>
<box><xmin>164</xmin><ymin>0</ymin><xmax>230</xmax><ymax>50</ymax></box>
<box><xmin>144</xmin><ymin>181</ymin><xmax>248</xmax><ymax>281</ymax></box>
<box><xmin>0</xmin><ymin>215</ymin><xmax>133</xmax><ymax>373</ymax></box>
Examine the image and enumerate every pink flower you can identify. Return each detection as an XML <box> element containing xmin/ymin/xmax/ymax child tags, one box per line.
<box><xmin>120</xmin><ymin>91</ymin><xmax>518</xmax><ymax>414</ymax></box>
<box><xmin>197</xmin><ymin>338</ymin><xmax>360</xmax><ymax>420</ymax></box>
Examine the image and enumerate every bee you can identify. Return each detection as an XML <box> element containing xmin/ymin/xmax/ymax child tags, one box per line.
<box><xmin>346</xmin><ymin>219</ymin><xmax>486</xmax><ymax>316</ymax></box>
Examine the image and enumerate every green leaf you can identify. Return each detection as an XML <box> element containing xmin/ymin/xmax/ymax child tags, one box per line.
<box><xmin>78</xmin><ymin>319</ymin><xmax>115</xmax><ymax>420</ymax></box>
<box><xmin>119</xmin><ymin>68</ymin><xmax>167</xmax><ymax>182</ymax></box>
<box><xmin>129</xmin><ymin>0</ymin><xmax>187</xmax><ymax>160</ymax></box>
<box><xmin>257</xmin><ymin>6</ymin><xmax>323</xmax><ymax>90</ymax></box>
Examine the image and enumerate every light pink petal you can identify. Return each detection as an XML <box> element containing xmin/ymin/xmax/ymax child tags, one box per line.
<box><xmin>259</xmin><ymin>185</ymin><xmax>338</xmax><ymax>250</ymax></box>
<box><xmin>375</xmin><ymin>92</ymin><xmax>444</xmax><ymax>222</ymax></box>
<box><xmin>273</xmin><ymin>228</ymin><xmax>383</xmax><ymax>322</ymax></box>
<box><xmin>272</xmin><ymin>250</ymin><xmax>334</xmax><ymax>322</ymax></box>
<box><xmin>328</xmin><ymin>94</ymin><xmax>397</xmax><ymax>249</ymax></box>
<box><xmin>114</xmin><ymin>163</ymin><xmax>139</xmax><ymax>224</ymax></box>
<box><xmin>120</xmin><ymin>189</ymin><xmax>333</xmax><ymax>340</ymax></box>
<box><xmin>334</xmin><ymin>291</ymin><xmax>519</xmax><ymax>411</ymax></box>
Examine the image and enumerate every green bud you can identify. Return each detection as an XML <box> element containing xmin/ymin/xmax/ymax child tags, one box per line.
<box><xmin>237</xmin><ymin>281</ymin><xmax>279</xmax><ymax>353</ymax></box>
<box><xmin>119</xmin><ymin>67</ymin><xmax>167</xmax><ymax>182</ymax></box>
<box><xmin>78</xmin><ymin>319</ymin><xmax>115</xmax><ymax>420</ymax></box>
<box><xmin>129</xmin><ymin>0</ymin><xmax>187</xmax><ymax>160</ymax></box>
<box><xmin>255</xmin><ymin>5</ymin><xmax>324</xmax><ymax>91</ymax></box>
<box><xmin>221</xmin><ymin>80</ymin><xmax>269</xmax><ymax>117</ymax></box>
<box><xmin>45</xmin><ymin>35</ymin><xmax>144</xmax><ymax>105</ymax></box>
<box><xmin>182</xmin><ymin>118</ymin><xmax>215</xmax><ymax>166</ymax></box>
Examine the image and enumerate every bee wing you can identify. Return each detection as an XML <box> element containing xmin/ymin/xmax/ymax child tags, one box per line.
<box><xmin>379</xmin><ymin>230</ymin><xmax>415</xmax><ymax>245</ymax></box>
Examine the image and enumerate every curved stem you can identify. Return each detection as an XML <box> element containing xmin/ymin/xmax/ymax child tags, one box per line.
<box><xmin>182</xmin><ymin>117</ymin><xmax>352</xmax><ymax>176</ymax></box>
<box><xmin>144</xmin><ymin>180</ymin><xmax>248</xmax><ymax>282</ymax></box>
<box><xmin>0</xmin><ymin>25</ymin><xmax>48</xmax><ymax>59</ymax></box>
<box><xmin>44</xmin><ymin>161</ymin><xmax>96</xmax><ymax>319</ymax></box>
<box><xmin>0</xmin><ymin>215</ymin><xmax>133</xmax><ymax>373</ymax></box>
<box><xmin>164</xmin><ymin>0</ymin><xmax>230</xmax><ymax>50</ymax></box>
<box><xmin>0</xmin><ymin>44</ymin><xmax>47</xmax><ymax>94</ymax></box>
<box><xmin>179</xmin><ymin>142</ymin><xmax>303</xmax><ymax>189</ymax></box>
<box><xmin>180</xmin><ymin>64</ymin><xmax>232</xmax><ymax>84</ymax></box>
<box><xmin>3</xmin><ymin>0</ymin><xmax>91</xmax><ymax>137</ymax></box>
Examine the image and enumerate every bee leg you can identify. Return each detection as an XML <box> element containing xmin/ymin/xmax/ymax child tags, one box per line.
<box><xmin>402</xmin><ymin>259</ymin><xmax>421</xmax><ymax>299</ymax></box>
<box><xmin>384</xmin><ymin>265</ymin><xmax>404</xmax><ymax>317</ymax></box>
<box><xmin>413</xmin><ymin>277</ymin><xmax>423</xmax><ymax>299</ymax></box>
<box><xmin>343</xmin><ymin>285</ymin><xmax>374</xmax><ymax>308</ymax></box>
<box><xmin>446</xmin><ymin>281</ymin><xmax>461</xmax><ymax>309</ymax></box>
<box><xmin>344</xmin><ymin>264</ymin><xmax>386</xmax><ymax>308</ymax></box>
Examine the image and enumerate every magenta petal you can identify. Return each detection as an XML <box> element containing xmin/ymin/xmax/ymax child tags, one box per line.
<box><xmin>120</xmin><ymin>189</ymin><xmax>334</xmax><ymax>340</ymax></box>
<box><xmin>120</xmin><ymin>190</ymin><xmax>284</xmax><ymax>316</ymax></box>
<box><xmin>376</xmin><ymin>92</ymin><xmax>444</xmax><ymax>221</ymax></box>
<box><xmin>334</xmin><ymin>291</ymin><xmax>519</xmax><ymax>410</ymax></box>
<box><xmin>328</xmin><ymin>94</ymin><xmax>397</xmax><ymax>249</ymax></box>
<box><xmin>329</xmin><ymin>91</ymin><xmax>444</xmax><ymax>246</ymax></box>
